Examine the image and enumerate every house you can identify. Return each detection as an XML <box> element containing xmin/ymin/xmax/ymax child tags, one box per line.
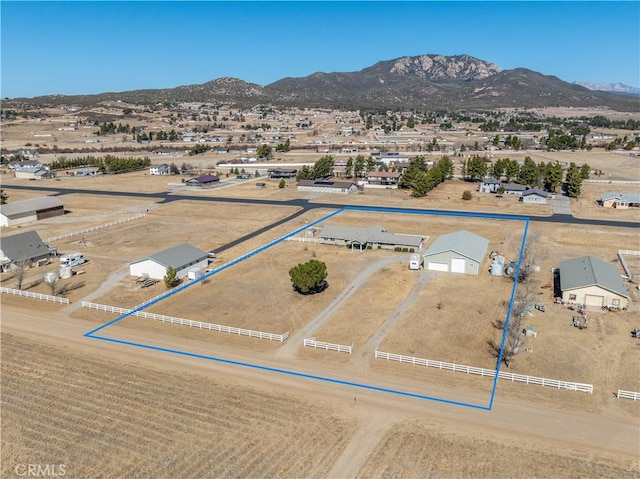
<box><xmin>74</xmin><ymin>167</ymin><xmax>100</xmax><ymax>177</ymax></box>
<box><xmin>268</xmin><ymin>168</ymin><xmax>298</xmax><ymax>179</ymax></box>
<box><xmin>185</xmin><ymin>175</ymin><xmax>219</xmax><ymax>187</ymax></box>
<box><xmin>297</xmin><ymin>179</ymin><xmax>359</xmax><ymax>195</ymax></box>
<box><xmin>478</xmin><ymin>179</ymin><xmax>502</xmax><ymax>193</ymax></box>
<box><xmin>599</xmin><ymin>192</ymin><xmax>640</xmax><ymax>209</ymax></box>
<box><xmin>149</xmin><ymin>164</ymin><xmax>171</xmax><ymax>175</ymax></box>
<box><xmin>365</xmin><ymin>171</ymin><xmax>402</xmax><ymax>188</ymax></box>
<box><xmin>0</xmin><ymin>231</ymin><xmax>52</xmax><ymax>272</ymax></box>
<box><xmin>129</xmin><ymin>243</ymin><xmax>209</xmax><ymax>280</ymax></box>
<box><xmin>521</xmin><ymin>188</ymin><xmax>549</xmax><ymax>204</ymax></box>
<box><xmin>559</xmin><ymin>255</ymin><xmax>629</xmax><ymax>309</ymax></box>
<box><xmin>318</xmin><ymin>224</ymin><xmax>424</xmax><ymax>251</ymax></box>
<box><xmin>422</xmin><ymin>230</ymin><xmax>489</xmax><ymax>275</ymax></box>
<box><xmin>502</xmin><ymin>184</ymin><xmax>527</xmax><ymax>195</ymax></box>
<box><xmin>0</xmin><ymin>196</ymin><xmax>64</xmax><ymax>227</ymax></box>
<box><xmin>13</xmin><ymin>166</ymin><xmax>54</xmax><ymax>180</ymax></box>
<box><xmin>8</xmin><ymin>159</ymin><xmax>41</xmax><ymax>170</ymax></box>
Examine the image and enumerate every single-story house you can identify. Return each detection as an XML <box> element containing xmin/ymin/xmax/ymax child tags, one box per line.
<box><xmin>365</xmin><ymin>171</ymin><xmax>402</xmax><ymax>187</ymax></box>
<box><xmin>521</xmin><ymin>188</ymin><xmax>549</xmax><ymax>204</ymax></box>
<box><xmin>0</xmin><ymin>230</ymin><xmax>52</xmax><ymax>271</ymax></box>
<box><xmin>268</xmin><ymin>169</ymin><xmax>298</xmax><ymax>179</ymax></box>
<box><xmin>74</xmin><ymin>167</ymin><xmax>100</xmax><ymax>177</ymax></box>
<box><xmin>297</xmin><ymin>179</ymin><xmax>359</xmax><ymax>195</ymax></box>
<box><xmin>559</xmin><ymin>255</ymin><xmax>629</xmax><ymax>309</ymax></box>
<box><xmin>318</xmin><ymin>224</ymin><xmax>424</xmax><ymax>251</ymax></box>
<box><xmin>185</xmin><ymin>175</ymin><xmax>219</xmax><ymax>187</ymax></box>
<box><xmin>599</xmin><ymin>192</ymin><xmax>640</xmax><ymax>209</ymax></box>
<box><xmin>13</xmin><ymin>166</ymin><xmax>54</xmax><ymax>180</ymax></box>
<box><xmin>129</xmin><ymin>243</ymin><xmax>209</xmax><ymax>280</ymax></box>
<box><xmin>503</xmin><ymin>184</ymin><xmax>527</xmax><ymax>195</ymax></box>
<box><xmin>422</xmin><ymin>230</ymin><xmax>489</xmax><ymax>275</ymax></box>
<box><xmin>149</xmin><ymin>164</ymin><xmax>171</xmax><ymax>175</ymax></box>
<box><xmin>478</xmin><ymin>179</ymin><xmax>502</xmax><ymax>193</ymax></box>
<box><xmin>8</xmin><ymin>159</ymin><xmax>41</xmax><ymax>170</ymax></box>
<box><xmin>0</xmin><ymin>196</ymin><xmax>64</xmax><ymax>227</ymax></box>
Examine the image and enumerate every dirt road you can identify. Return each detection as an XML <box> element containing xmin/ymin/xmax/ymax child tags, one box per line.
<box><xmin>3</xmin><ymin>303</ymin><xmax>639</xmax><ymax>471</ymax></box>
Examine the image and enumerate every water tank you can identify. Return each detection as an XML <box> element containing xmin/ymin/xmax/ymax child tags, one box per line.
<box><xmin>490</xmin><ymin>259</ymin><xmax>504</xmax><ymax>276</ymax></box>
<box><xmin>59</xmin><ymin>266</ymin><xmax>73</xmax><ymax>279</ymax></box>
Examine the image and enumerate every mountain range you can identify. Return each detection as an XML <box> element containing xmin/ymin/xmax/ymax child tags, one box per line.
<box><xmin>9</xmin><ymin>54</ymin><xmax>640</xmax><ymax>112</ymax></box>
<box><xmin>572</xmin><ymin>81</ymin><xmax>640</xmax><ymax>96</ymax></box>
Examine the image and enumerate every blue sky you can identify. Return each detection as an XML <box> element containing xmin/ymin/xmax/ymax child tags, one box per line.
<box><xmin>1</xmin><ymin>1</ymin><xmax>639</xmax><ymax>98</ymax></box>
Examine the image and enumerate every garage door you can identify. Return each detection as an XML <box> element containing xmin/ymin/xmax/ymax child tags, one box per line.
<box><xmin>427</xmin><ymin>262</ymin><xmax>449</xmax><ymax>272</ymax></box>
<box><xmin>451</xmin><ymin>258</ymin><xmax>466</xmax><ymax>274</ymax></box>
<box><xmin>584</xmin><ymin>295</ymin><xmax>604</xmax><ymax>308</ymax></box>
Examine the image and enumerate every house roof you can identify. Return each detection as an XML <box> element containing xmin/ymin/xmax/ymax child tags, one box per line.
<box><xmin>481</xmin><ymin>178</ymin><xmax>502</xmax><ymax>185</ymax></box>
<box><xmin>187</xmin><ymin>175</ymin><xmax>219</xmax><ymax>183</ymax></box>
<box><xmin>423</xmin><ymin>230</ymin><xmax>489</xmax><ymax>262</ymax></box>
<box><xmin>601</xmin><ymin>192</ymin><xmax>640</xmax><ymax>203</ymax></box>
<box><xmin>131</xmin><ymin>243</ymin><xmax>208</xmax><ymax>270</ymax></box>
<box><xmin>0</xmin><ymin>196</ymin><xmax>63</xmax><ymax>218</ymax></box>
<box><xmin>0</xmin><ymin>231</ymin><xmax>48</xmax><ymax>262</ymax></box>
<box><xmin>298</xmin><ymin>179</ymin><xmax>356</xmax><ymax>189</ymax></box>
<box><xmin>320</xmin><ymin>224</ymin><xmax>423</xmax><ymax>248</ymax></box>
<box><xmin>503</xmin><ymin>184</ymin><xmax>527</xmax><ymax>191</ymax></box>
<box><xmin>522</xmin><ymin>188</ymin><xmax>549</xmax><ymax>198</ymax></box>
<box><xmin>559</xmin><ymin>255</ymin><xmax>629</xmax><ymax>298</ymax></box>
<box><xmin>367</xmin><ymin>171</ymin><xmax>402</xmax><ymax>179</ymax></box>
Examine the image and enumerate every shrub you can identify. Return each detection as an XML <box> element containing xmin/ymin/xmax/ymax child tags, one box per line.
<box><xmin>462</xmin><ymin>190</ymin><xmax>473</xmax><ymax>201</ymax></box>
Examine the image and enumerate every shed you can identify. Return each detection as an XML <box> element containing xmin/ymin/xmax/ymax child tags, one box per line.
<box><xmin>129</xmin><ymin>243</ymin><xmax>208</xmax><ymax>280</ymax></box>
<box><xmin>0</xmin><ymin>196</ymin><xmax>64</xmax><ymax>227</ymax></box>
<box><xmin>559</xmin><ymin>255</ymin><xmax>629</xmax><ymax>309</ymax></box>
<box><xmin>523</xmin><ymin>325</ymin><xmax>538</xmax><ymax>337</ymax></box>
<box><xmin>185</xmin><ymin>175</ymin><xmax>219</xmax><ymax>187</ymax></box>
<box><xmin>297</xmin><ymin>179</ymin><xmax>359</xmax><ymax>195</ymax></box>
<box><xmin>422</xmin><ymin>230</ymin><xmax>489</xmax><ymax>275</ymax></box>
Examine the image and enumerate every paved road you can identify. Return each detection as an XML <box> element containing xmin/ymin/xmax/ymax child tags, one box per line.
<box><xmin>4</xmin><ymin>183</ymin><xmax>639</xmax><ymax>229</ymax></box>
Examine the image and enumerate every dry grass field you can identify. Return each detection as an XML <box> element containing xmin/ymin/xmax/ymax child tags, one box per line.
<box><xmin>357</xmin><ymin>420</ymin><xmax>639</xmax><ymax>479</ymax></box>
<box><xmin>1</xmin><ymin>333</ymin><xmax>357</xmax><ymax>479</ymax></box>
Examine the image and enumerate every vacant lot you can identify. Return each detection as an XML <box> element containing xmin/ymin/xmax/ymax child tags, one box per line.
<box><xmin>1</xmin><ymin>333</ymin><xmax>357</xmax><ymax>479</ymax></box>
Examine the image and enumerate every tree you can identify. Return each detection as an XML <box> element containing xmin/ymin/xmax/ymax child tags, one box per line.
<box><xmin>580</xmin><ymin>163</ymin><xmax>591</xmax><ymax>180</ymax></box>
<box><xmin>289</xmin><ymin>259</ymin><xmax>328</xmax><ymax>295</ymax></box>
<box><xmin>0</xmin><ymin>189</ymin><xmax>7</xmax><ymax>205</ymax></box>
<box><xmin>517</xmin><ymin>156</ymin><xmax>538</xmax><ymax>186</ymax></box>
<box><xmin>12</xmin><ymin>260</ymin><xmax>29</xmax><ymax>290</ymax></box>
<box><xmin>164</xmin><ymin>266</ymin><xmax>179</xmax><ymax>288</ymax></box>
<box><xmin>313</xmin><ymin>155</ymin><xmax>334</xmax><ymax>179</ymax></box>
<box><xmin>257</xmin><ymin>144</ymin><xmax>272</xmax><ymax>159</ymax></box>
<box><xmin>543</xmin><ymin>161</ymin><xmax>563</xmax><ymax>192</ymax></box>
<box><xmin>462</xmin><ymin>190</ymin><xmax>473</xmax><ymax>201</ymax></box>
<box><xmin>344</xmin><ymin>157</ymin><xmax>354</xmax><ymax>178</ymax></box>
<box><xmin>398</xmin><ymin>156</ymin><xmax>428</xmax><ymax>190</ymax></box>
<box><xmin>565</xmin><ymin>162</ymin><xmax>583</xmax><ymax>198</ymax></box>
<box><xmin>465</xmin><ymin>155</ymin><xmax>487</xmax><ymax>181</ymax></box>
<box><xmin>44</xmin><ymin>272</ymin><xmax>61</xmax><ymax>296</ymax></box>
<box><xmin>504</xmin><ymin>159</ymin><xmax>520</xmax><ymax>182</ymax></box>
<box><xmin>353</xmin><ymin>155</ymin><xmax>366</xmax><ymax>178</ymax></box>
<box><xmin>278</xmin><ymin>179</ymin><xmax>286</xmax><ymax>188</ymax></box>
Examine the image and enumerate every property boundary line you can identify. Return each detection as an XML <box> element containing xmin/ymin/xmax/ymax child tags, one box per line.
<box><xmin>1</xmin><ymin>287</ymin><xmax>70</xmax><ymax>304</ymax></box>
<box><xmin>82</xmin><ymin>302</ymin><xmax>289</xmax><ymax>342</ymax></box>
<box><xmin>616</xmin><ymin>389</ymin><xmax>640</xmax><ymax>401</ymax></box>
<box><xmin>304</xmin><ymin>337</ymin><xmax>354</xmax><ymax>354</ymax></box>
<box><xmin>44</xmin><ymin>214</ymin><xmax>145</xmax><ymax>243</ymax></box>
<box><xmin>375</xmin><ymin>350</ymin><xmax>593</xmax><ymax>393</ymax></box>
<box><xmin>83</xmin><ymin>206</ymin><xmax>530</xmax><ymax>411</ymax></box>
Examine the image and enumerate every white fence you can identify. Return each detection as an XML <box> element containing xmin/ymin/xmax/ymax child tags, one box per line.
<box><xmin>616</xmin><ymin>389</ymin><xmax>640</xmax><ymax>401</ymax></box>
<box><xmin>374</xmin><ymin>350</ymin><xmax>593</xmax><ymax>394</ymax></box>
<box><xmin>44</xmin><ymin>214</ymin><xmax>145</xmax><ymax>243</ymax></box>
<box><xmin>82</xmin><ymin>302</ymin><xmax>289</xmax><ymax>342</ymax></box>
<box><xmin>303</xmin><ymin>337</ymin><xmax>354</xmax><ymax>354</ymax></box>
<box><xmin>285</xmin><ymin>237</ymin><xmax>323</xmax><ymax>243</ymax></box>
<box><xmin>1</xmin><ymin>287</ymin><xmax>69</xmax><ymax>304</ymax></box>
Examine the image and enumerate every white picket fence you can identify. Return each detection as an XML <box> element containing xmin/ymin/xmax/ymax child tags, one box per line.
<box><xmin>303</xmin><ymin>337</ymin><xmax>354</xmax><ymax>354</ymax></box>
<box><xmin>616</xmin><ymin>389</ymin><xmax>640</xmax><ymax>401</ymax></box>
<box><xmin>44</xmin><ymin>214</ymin><xmax>145</xmax><ymax>243</ymax></box>
<box><xmin>374</xmin><ymin>350</ymin><xmax>593</xmax><ymax>394</ymax></box>
<box><xmin>1</xmin><ymin>287</ymin><xmax>69</xmax><ymax>304</ymax></box>
<box><xmin>82</xmin><ymin>302</ymin><xmax>289</xmax><ymax>342</ymax></box>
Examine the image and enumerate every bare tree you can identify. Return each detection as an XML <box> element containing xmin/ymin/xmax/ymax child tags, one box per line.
<box><xmin>44</xmin><ymin>274</ymin><xmax>61</xmax><ymax>296</ymax></box>
<box><xmin>488</xmin><ymin>284</ymin><xmax>536</xmax><ymax>367</ymax></box>
<box><xmin>516</xmin><ymin>230</ymin><xmax>541</xmax><ymax>283</ymax></box>
<box><xmin>13</xmin><ymin>260</ymin><xmax>29</xmax><ymax>290</ymax></box>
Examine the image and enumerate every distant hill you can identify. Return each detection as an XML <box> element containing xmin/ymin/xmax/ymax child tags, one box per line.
<box><xmin>573</xmin><ymin>81</ymin><xmax>640</xmax><ymax>97</ymax></box>
<box><xmin>7</xmin><ymin>54</ymin><xmax>639</xmax><ymax>112</ymax></box>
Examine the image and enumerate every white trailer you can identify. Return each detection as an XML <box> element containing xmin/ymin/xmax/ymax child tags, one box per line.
<box><xmin>409</xmin><ymin>253</ymin><xmax>423</xmax><ymax>270</ymax></box>
<box><xmin>187</xmin><ymin>267</ymin><xmax>204</xmax><ymax>280</ymax></box>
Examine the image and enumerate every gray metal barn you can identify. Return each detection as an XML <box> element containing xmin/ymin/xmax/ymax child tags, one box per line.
<box><xmin>422</xmin><ymin>230</ymin><xmax>489</xmax><ymax>275</ymax></box>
